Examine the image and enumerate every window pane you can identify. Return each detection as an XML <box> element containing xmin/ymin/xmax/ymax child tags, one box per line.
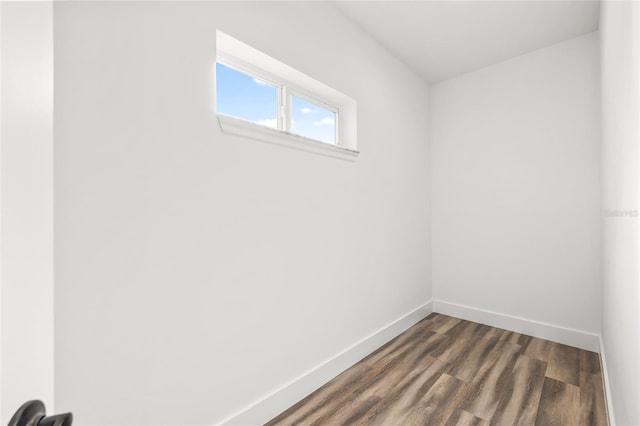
<box><xmin>216</xmin><ymin>63</ymin><xmax>278</xmax><ymax>129</ymax></box>
<box><xmin>290</xmin><ymin>96</ymin><xmax>336</xmax><ymax>144</ymax></box>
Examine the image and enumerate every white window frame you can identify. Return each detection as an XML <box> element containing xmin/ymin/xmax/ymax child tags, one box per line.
<box><xmin>215</xmin><ymin>30</ymin><xmax>358</xmax><ymax>161</ymax></box>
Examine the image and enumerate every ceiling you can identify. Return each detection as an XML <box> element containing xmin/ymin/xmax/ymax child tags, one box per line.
<box><xmin>333</xmin><ymin>1</ymin><xmax>600</xmax><ymax>83</ymax></box>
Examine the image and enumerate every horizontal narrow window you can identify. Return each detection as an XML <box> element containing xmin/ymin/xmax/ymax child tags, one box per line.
<box><xmin>215</xmin><ymin>30</ymin><xmax>358</xmax><ymax>161</ymax></box>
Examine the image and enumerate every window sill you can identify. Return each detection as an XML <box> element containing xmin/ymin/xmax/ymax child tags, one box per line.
<box><xmin>217</xmin><ymin>114</ymin><xmax>359</xmax><ymax>162</ymax></box>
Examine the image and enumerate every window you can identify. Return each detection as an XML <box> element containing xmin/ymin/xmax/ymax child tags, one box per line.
<box><xmin>216</xmin><ymin>63</ymin><xmax>278</xmax><ymax>129</ymax></box>
<box><xmin>215</xmin><ymin>31</ymin><xmax>357</xmax><ymax>161</ymax></box>
<box><xmin>290</xmin><ymin>95</ymin><xmax>336</xmax><ymax>144</ymax></box>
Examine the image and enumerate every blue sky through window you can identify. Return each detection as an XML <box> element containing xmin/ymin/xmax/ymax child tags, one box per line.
<box><xmin>216</xmin><ymin>62</ymin><xmax>337</xmax><ymax>144</ymax></box>
<box><xmin>216</xmin><ymin>63</ymin><xmax>278</xmax><ymax>128</ymax></box>
<box><xmin>291</xmin><ymin>96</ymin><xmax>336</xmax><ymax>144</ymax></box>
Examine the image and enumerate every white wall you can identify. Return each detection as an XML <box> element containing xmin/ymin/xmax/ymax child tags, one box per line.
<box><xmin>53</xmin><ymin>2</ymin><xmax>430</xmax><ymax>425</ymax></box>
<box><xmin>0</xmin><ymin>2</ymin><xmax>55</xmax><ymax>423</ymax></box>
<box><xmin>430</xmin><ymin>33</ymin><xmax>601</xmax><ymax>341</ymax></box>
<box><xmin>600</xmin><ymin>1</ymin><xmax>640</xmax><ymax>424</ymax></box>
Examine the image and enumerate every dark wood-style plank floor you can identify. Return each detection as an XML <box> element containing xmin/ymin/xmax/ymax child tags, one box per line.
<box><xmin>266</xmin><ymin>313</ymin><xmax>608</xmax><ymax>426</ymax></box>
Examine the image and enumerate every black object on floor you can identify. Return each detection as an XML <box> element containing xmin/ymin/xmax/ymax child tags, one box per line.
<box><xmin>8</xmin><ymin>400</ymin><xmax>72</xmax><ymax>426</ymax></box>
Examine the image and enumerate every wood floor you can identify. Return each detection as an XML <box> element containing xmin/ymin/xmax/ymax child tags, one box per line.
<box><xmin>266</xmin><ymin>313</ymin><xmax>608</xmax><ymax>426</ymax></box>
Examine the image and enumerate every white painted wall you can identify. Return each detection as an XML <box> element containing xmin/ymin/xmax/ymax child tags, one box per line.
<box><xmin>600</xmin><ymin>1</ymin><xmax>640</xmax><ymax>424</ymax></box>
<box><xmin>53</xmin><ymin>2</ymin><xmax>430</xmax><ymax>424</ymax></box>
<box><xmin>430</xmin><ymin>33</ymin><xmax>601</xmax><ymax>338</ymax></box>
<box><xmin>0</xmin><ymin>2</ymin><xmax>54</xmax><ymax>423</ymax></box>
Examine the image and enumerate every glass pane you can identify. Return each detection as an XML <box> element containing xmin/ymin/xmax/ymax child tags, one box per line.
<box><xmin>290</xmin><ymin>96</ymin><xmax>336</xmax><ymax>144</ymax></box>
<box><xmin>216</xmin><ymin>63</ymin><xmax>278</xmax><ymax>129</ymax></box>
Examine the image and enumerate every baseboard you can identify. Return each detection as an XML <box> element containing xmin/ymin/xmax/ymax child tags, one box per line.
<box><xmin>433</xmin><ymin>300</ymin><xmax>600</xmax><ymax>352</ymax></box>
<box><xmin>598</xmin><ymin>336</ymin><xmax>617</xmax><ymax>426</ymax></box>
<box><xmin>215</xmin><ymin>300</ymin><xmax>434</xmax><ymax>425</ymax></box>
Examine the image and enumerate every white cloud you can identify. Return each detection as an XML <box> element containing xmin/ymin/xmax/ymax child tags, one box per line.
<box><xmin>313</xmin><ymin>117</ymin><xmax>335</xmax><ymax>126</ymax></box>
<box><xmin>300</xmin><ymin>107</ymin><xmax>318</xmax><ymax>114</ymax></box>
<box><xmin>252</xmin><ymin>78</ymin><xmax>270</xmax><ymax>86</ymax></box>
<box><xmin>255</xmin><ymin>118</ymin><xmax>277</xmax><ymax>128</ymax></box>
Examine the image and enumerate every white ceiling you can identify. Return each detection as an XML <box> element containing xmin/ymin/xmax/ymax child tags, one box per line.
<box><xmin>333</xmin><ymin>1</ymin><xmax>600</xmax><ymax>83</ymax></box>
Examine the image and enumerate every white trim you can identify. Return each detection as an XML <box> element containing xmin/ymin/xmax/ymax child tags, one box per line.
<box><xmin>214</xmin><ymin>301</ymin><xmax>434</xmax><ymax>426</ymax></box>
<box><xmin>599</xmin><ymin>336</ymin><xmax>617</xmax><ymax>426</ymax></box>
<box><xmin>433</xmin><ymin>300</ymin><xmax>600</xmax><ymax>352</ymax></box>
<box><xmin>218</xmin><ymin>114</ymin><xmax>359</xmax><ymax>162</ymax></box>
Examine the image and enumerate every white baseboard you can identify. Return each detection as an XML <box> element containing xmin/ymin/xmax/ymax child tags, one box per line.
<box><xmin>598</xmin><ymin>336</ymin><xmax>617</xmax><ymax>426</ymax></box>
<box><xmin>216</xmin><ymin>301</ymin><xmax>434</xmax><ymax>426</ymax></box>
<box><xmin>433</xmin><ymin>300</ymin><xmax>600</xmax><ymax>352</ymax></box>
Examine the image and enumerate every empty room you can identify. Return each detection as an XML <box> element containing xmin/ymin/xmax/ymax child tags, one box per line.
<box><xmin>1</xmin><ymin>0</ymin><xmax>638</xmax><ymax>425</ymax></box>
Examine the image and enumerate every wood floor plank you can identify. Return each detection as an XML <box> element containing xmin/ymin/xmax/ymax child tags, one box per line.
<box><xmin>400</xmin><ymin>373</ymin><xmax>470</xmax><ymax>425</ymax></box>
<box><xmin>264</xmin><ymin>363</ymin><xmax>376</xmax><ymax>426</ymax></box>
<box><xmin>522</xmin><ymin>336</ymin><xmax>555</xmax><ymax>362</ymax></box>
<box><xmin>281</xmin><ymin>340</ymin><xmax>446</xmax><ymax>425</ymax></box>
<box><xmin>368</xmin><ymin>331</ymin><xmax>452</xmax><ymax>372</ymax></box>
<box><xmin>288</xmin><ymin>369</ymin><xmax>387</xmax><ymax>426</ymax></box>
<box><xmin>424</xmin><ymin>312</ymin><xmax>450</xmax><ymax>326</ymax></box>
<box><xmin>358</xmin><ymin>357</ymin><xmax>450</xmax><ymax>425</ymax></box>
<box><xmin>498</xmin><ymin>329</ymin><xmax>533</xmax><ymax>347</ymax></box>
<box><xmin>448</xmin><ymin>409</ymin><xmax>490</xmax><ymax>426</ymax></box>
<box><xmin>546</xmin><ymin>342</ymin><xmax>581</xmax><ymax>386</ymax></box>
<box><xmin>579</xmin><ymin>372</ymin><xmax>608</xmax><ymax>426</ymax></box>
<box><xmin>446</xmin><ymin>335</ymin><xmax>502</xmax><ymax>383</ymax></box>
<box><xmin>360</xmin><ymin>323</ymin><xmax>434</xmax><ymax>367</ymax></box>
<box><xmin>334</xmin><ymin>395</ymin><xmax>382</xmax><ymax>426</ymax></box>
<box><xmin>535</xmin><ymin>377</ymin><xmax>580</xmax><ymax>426</ymax></box>
<box><xmin>443</xmin><ymin>319</ymin><xmax>498</xmax><ymax>341</ymax></box>
<box><xmin>266</xmin><ymin>314</ymin><xmax>608</xmax><ymax>426</ymax></box>
<box><xmin>268</xmin><ymin>344</ymin><xmax>427</xmax><ymax>426</ymax></box>
<box><xmin>431</xmin><ymin>315</ymin><xmax>463</xmax><ymax>334</ymax></box>
<box><xmin>461</xmin><ymin>340</ymin><xmax>521</xmax><ymax>421</ymax></box>
<box><xmin>580</xmin><ymin>350</ymin><xmax>601</xmax><ymax>376</ymax></box>
<box><xmin>428</xmin><ymin>324</ymin><xmax>492</xmax><ymax>363</ymax></box>
<box><xmin>491</xmin><ymin>354</ymin><xmax>547</xmax><ymax>426</ymax></box>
